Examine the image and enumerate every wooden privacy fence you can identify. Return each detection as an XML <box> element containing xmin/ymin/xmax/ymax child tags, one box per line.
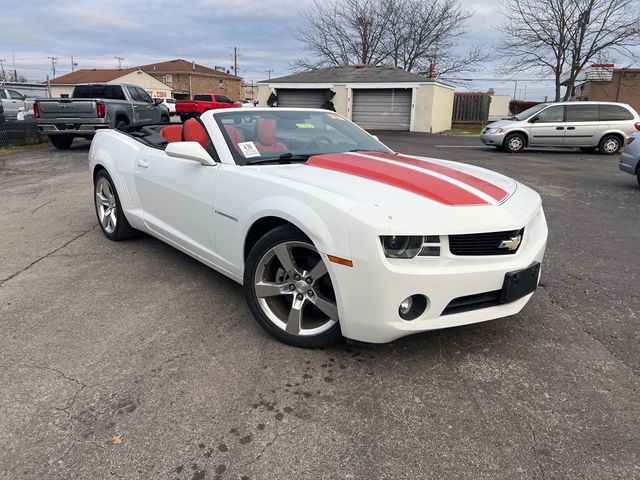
<box><xmin>452</xmin><ymin>93</ymin><xmax>491</xmax><ymax>124</ymax></box>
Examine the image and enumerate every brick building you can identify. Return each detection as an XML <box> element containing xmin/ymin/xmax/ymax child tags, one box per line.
<box><xmin>139</xmin><ymin>59</ymin><xmax>242</xmax><ymax>101</ymax></box>
<box><xmin>567</xmin><ymin>66</ymin><xmax>640</xmax><ymax>114</ymax></box>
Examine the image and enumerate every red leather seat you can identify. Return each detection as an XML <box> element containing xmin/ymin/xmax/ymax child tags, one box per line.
<box><xmin>254</xmin><ymin>118</ymin><xmax>287</xmax><ymax>153</ymax></box>
<box><xmin>183</xmin><ymin>118</ymin><xmax>209</xmax><ymax>149</ymax></box>
<box><xmin>159</xmin><ymin>125</ymin><xmax>183</xmax><ymax>143</ymax></box>
<box><xmin>224</xmin><ymin>125</ymin><xmax>244</xmax><ymax>152</ymax></box>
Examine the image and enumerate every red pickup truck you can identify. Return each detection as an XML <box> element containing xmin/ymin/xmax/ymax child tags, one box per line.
<box><xmin>176</xmin><ymin>93</ymin><xmax>241</xmax><ymax>121</ymax></box>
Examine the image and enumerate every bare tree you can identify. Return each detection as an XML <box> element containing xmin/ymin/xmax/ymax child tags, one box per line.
<box><xmin>498</xmin><ymin>0</ymin><xmax>640</xmax><ymax>101</ymax></box>
<box><xmin>295</xmin><ymin>0</ymin><xmax>483</xmax><ymax>77</ymax></box>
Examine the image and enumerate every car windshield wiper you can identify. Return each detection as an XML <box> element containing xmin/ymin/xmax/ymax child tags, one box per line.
<box><xmin>348</xmin><ymin>148</ymin><xmax>390</xmax><ymax>153</ymax></box>
<box><xmin>246</xmin><ymin>153</ymin><xmax>310</xmax><ymax>165</ymax></box>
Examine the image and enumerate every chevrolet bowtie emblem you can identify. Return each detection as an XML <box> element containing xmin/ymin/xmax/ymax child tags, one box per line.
<box><xmin>498</xmin><ymin>235</ymin><xmax>522</xmax><ymax>251</ymax></box>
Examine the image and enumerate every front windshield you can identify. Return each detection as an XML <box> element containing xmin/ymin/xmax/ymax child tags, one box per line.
<box><xmin>214</xmin><ymin>110</ymin><xmax>392</xmax><ymax>165</ymax></box>
<box><xmin>513</xmin><ymin>104</ymin><xmax>548</xmax><ymax>121</ymax></box>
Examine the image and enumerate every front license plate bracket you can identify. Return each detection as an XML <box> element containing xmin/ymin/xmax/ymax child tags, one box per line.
<box><xmin>500</xmin><ymin>262</ymin><xmax>540</xmax><ymax>304</ymax></box>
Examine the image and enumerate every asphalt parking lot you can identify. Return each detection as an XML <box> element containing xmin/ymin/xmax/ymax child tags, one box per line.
<box><xmin>1</xmin><ymin>134</ymin><xmax>639</xmax><ymax>480</ymax></box>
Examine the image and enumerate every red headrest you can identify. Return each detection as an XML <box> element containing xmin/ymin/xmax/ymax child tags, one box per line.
<box><xmin>256</xmin><ymin>118</ymin><xmax>276</xmax><ymax>147</ymax></box>
<box><xmin>224</xmin><ymin>125</ymin><xmax>242</xmax><ymax>146</ymax></box>
<box><xmin>159</xmin><ymin>125</ymin><xmax>183</xmax><ymax>143</ymax></box>
<box><xmin>183</xmin><ymin>118</ymin><xmax>208</xmax><ymax>149</ymax></box>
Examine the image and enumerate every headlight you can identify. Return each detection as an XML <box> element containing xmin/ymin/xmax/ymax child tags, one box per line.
<box><xmin>488</xmin><ymin>128</ymin><xmax>504</xmax><ymax>134</ymax></box>
<box><xmin>380</xmin><ymin>236</ymin><xmax>423</xmax><ymax>258</ymax></box>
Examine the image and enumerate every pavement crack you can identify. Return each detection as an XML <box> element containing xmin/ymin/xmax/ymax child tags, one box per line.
<box><xmin>527</xmin><ymin>422</ymin><xmax>546</xmax><ymax>479</ymax></box>
<box><xmin>240</xmin><ymin>425</ymin><xmax>300</xmax><ymax>468</ymax></box>
<box><xmin>30</xmin><ymin>199</ymin><xmax>54</xmax><ymax>216</ymax></box>
<box><xmin>0</xmin><ymin>224</ymin><xmax>97</xmax><ymax>287</ymax></box>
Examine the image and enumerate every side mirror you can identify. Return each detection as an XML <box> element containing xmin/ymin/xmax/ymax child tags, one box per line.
<box><xmin>154</xmin><ymin>98</ymin><xmax>163</xmax><ymax>105</ymax></box>
<box><xmin>529</xmin><ymin>116</ymin><xmax>539</xmax><ymax>123</ymax></box>
<box><xmin>165</xmin><ymin>142</ymin><xmax>217</xmax><ymax>166</ymax></box>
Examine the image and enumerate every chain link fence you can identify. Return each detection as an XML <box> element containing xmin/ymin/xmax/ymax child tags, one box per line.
<box><xmin>0</xmin><ymin>105</ymin><xmax>46</xmax><ymax>148</ymax></box>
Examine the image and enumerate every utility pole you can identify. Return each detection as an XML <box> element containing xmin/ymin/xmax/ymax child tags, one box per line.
<box><xmin>71</xmin><ymin>55</ymin><xmax>78</xmax><ymax>72</ymax></box>
<box><xmin>233</xmin><ymin>47</ymin><xmax>238</xmax><ymax>77</ymax></box>
<box><xmin>0</xmin><ymin>59</ymin><xmax>6</xmax><ymax>81</ymax></box>
<box><xmin>48</xmin><ymin>56</ymin><xmax>57</xmax><ymax>78</ymax></box>
<box><xmin>12</xmin><ymin>55</ymin><xmax>17</xmax><ymax>82</ymax></box>
<box><xmin>114</xmin><ymin>56</ymin><xmax>124</xmax><ymax>69</ymax></box>
<box><xmin>266</xmin><ymin>69</ymin><xmax>274</xmax><ymax>80</ymax></box>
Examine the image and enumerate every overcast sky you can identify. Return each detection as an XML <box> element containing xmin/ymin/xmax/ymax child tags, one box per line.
<box><xmin>0</xmin><ymin>0</ymin><xmax>636</xmax><ymax>100</ymax></box>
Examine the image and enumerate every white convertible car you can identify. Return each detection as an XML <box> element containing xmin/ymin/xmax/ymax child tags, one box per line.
<box><xmin>89</xmin><ymin>108</ymin><xmax>548</xmax><ymax>347</ymax></box>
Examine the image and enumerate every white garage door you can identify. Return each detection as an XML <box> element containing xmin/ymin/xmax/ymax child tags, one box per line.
<box><xmin>352</xmin><ymin>89</ymin><xmax>412</xmax><ymax>130</ymax></box>
<box><xmin>277</xmin><ymin>89</ymin><xmax>326</xmax><ymax>108</ymax></box>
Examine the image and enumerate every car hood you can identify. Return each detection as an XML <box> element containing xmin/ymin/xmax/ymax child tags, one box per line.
<box><xmin>485</xmin><ymin>118</ymin><xmax>519</xmax><ymax>129</ymax></box>
<box><xmin>254</xmin><ymin>151</ymin><xmax>537</xmax><ymax>233</ymax></box>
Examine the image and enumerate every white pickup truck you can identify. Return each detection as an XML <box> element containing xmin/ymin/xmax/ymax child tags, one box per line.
<box><xmin>35</xmin><ymin>83</ymin><xmax>170</xmax><ymax>149</ymax></box>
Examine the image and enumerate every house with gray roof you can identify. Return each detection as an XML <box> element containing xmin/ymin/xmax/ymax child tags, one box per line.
<box><xmin>257</xmin><ymin>65</ymin><xmax>454</xmax><ymax>132</ymax></box>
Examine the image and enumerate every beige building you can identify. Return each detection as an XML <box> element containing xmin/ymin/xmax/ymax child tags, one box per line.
<box><xmin>48</xmin><ymin>68</ymin><xmax>172</xmax><ymax>99</ymax></box>
<box><xmin>139</xmin><ymin>59</ymin><xmax>243</xmax><ymax>101</ymax></box>
<box><xmin>257</xmin><ymin>65</ymin><xmax>454</xmax><ymax>133</ymax></box>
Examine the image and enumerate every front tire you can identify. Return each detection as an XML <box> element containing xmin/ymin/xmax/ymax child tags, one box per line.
<box><xmin>243</xmin><ymin>225</ymin><xmax>342</xmax><ymax>348</ymax></box>
<box><xmin>598</xmin><ymin>135</ymin><xmax>622</xmax><ymax>155</ymax></box>
<box><xmin>503</xmin><ymin>133</ymin><xmax>526</xmax><ymax>153</ymax></box>
<box><xmin>49</xmin><ymin>135</ymin><xmax>74</xmax><ymax>149</ymax></box>
<box><xmin>94</xmin><ymin>170</ymin><xmax>137</xmax><ymax>241</ymax></box>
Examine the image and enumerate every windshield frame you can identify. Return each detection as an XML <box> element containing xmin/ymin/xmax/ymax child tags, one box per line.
<box><xmin>213</xmin><ymin>109</ymin><xmax>393</xmax><ymax>166</ymax></box>
<box><xmin>513</xmin><ymin>103</ymin><xmax>549</xmax><ymax>121</ymax></box>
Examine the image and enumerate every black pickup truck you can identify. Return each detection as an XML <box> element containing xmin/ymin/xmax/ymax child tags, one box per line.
<box><xmin>34</xmin><ymin>84</ymin><xmax>170</xmax><ymax>149</ymax></box>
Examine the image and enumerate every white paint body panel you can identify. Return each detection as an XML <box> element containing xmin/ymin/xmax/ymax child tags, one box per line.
<box><xmin>89</xmin><ymin>108</ymin><xmax>548</xmax><ymax>343</ymax></box>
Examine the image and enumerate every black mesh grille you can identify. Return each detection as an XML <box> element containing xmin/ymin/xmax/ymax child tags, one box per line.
<box><xmin>449</xmin><ymin>228</ymin><xmax>524</xmax><ymax>256</ymax></box>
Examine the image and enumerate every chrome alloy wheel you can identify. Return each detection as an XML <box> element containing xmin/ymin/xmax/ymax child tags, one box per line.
<box><xmin>254</xmin><ymin>241</ymin><xmax>338</xmax><ymax>336</ymax></box>
<box><xmin>508</xmin><ymin>136</ymin><xmax>523</xmax><ymax>151</ymax></box>
<box><xmin>95</xmin><ymin>177</ymin><xmax>117</xmax><ymax>234</ymax></box>
<box><xmin>602</xmin><ymin>137</ymin><xmax>619</xmax><ymax>154</ymax></box>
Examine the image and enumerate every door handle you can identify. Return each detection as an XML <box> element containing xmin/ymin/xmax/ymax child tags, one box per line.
<box><xmin>556</xmin><ymin>127</ymin><xmax>564</xmax><ymax>130</ymax></box>
<box><xmin>566</xmin><ymin>126</ymin><xmax>575</xmax><ymax>130</ymax></box>
<box><xmin>136</xmin><ymin>159</ymin><xmax>149</xmax><ymax>169</ymax></box>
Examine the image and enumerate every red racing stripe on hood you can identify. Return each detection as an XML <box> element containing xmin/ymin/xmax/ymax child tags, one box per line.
<box><xmin>306</xmin><ymin>153</ymin><xmax>489</xmax><ymax>206</ymax></box>
<box><xmin>364</xmin><ymin>152</ymin><xmax>509</xmax><ymax>202</ymax></box>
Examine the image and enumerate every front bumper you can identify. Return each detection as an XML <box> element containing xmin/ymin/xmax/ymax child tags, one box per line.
<box><xmin>329</xmin><ymin>207</ymin><xmax>548</xmax><ymax>343</ymax></box>
<box><xmin>619</xmin><ymin>150</ymin><xmax>639</xmax><ymax>175</ymax></box>
<box><xmin>480</xmin><ymin>131</ymin><xmax>507</xmax><ymax>146</ymax></box>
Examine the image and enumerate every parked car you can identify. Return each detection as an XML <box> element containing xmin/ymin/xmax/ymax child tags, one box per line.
<box><xmin>88</xmin><ymin>108</ymin><xmax>548</xmax><ymax>348</ymax></box>
<box><xmin>480</xmin><ymin>101</ymin><xmax>640</xmax><ymax>154</ymax></box>
<box><xmin>619</xmin><ymin>131</ymin><xmax>640</xmax><ymax>186</ymax></box>
<box><xmin>35</xmin><ymin>83</ymin><xmax>170</xmax><ymax>149</ymax></box>
<box><xmin>158</xmin><ymin>97</ymin><xmax>177</xmax><ymax>115</ymax></box>
<box><xmin>0</xmin><ymin>87</ymin><xmax>28</xmax><ymax>119</ymax></box>
<box><xmin>240</xmin><ymin>99</ymin><xmax>256</xmax><ymax>108</ymax></box>
<box><xmin>176</xmin><ymin>93</ymin><xmax>241</xmax><ymax>121</ymax></box>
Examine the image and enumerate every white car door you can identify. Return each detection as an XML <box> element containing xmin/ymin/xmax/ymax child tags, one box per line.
<box><xmin>133</xmin><ymin>146</ymin><xmax>219</xmax><ymax>259</ymax></box>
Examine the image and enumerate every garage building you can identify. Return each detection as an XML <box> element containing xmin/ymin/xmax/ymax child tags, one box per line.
<box><xmin>257</xmin><ymin>65</ymin><xmax>454</xmax><ymax>133</ymax></box>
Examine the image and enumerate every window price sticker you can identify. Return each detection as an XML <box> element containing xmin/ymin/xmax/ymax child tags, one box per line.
<box><xmin>238</xmin><ymin>141</ymin><xmax>261</xmax><ymax>158</ymax></box>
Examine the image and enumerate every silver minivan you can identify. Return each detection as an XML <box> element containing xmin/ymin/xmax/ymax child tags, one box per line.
<box><xmin>480</xmin><ymin>101</ymin><xmax>640</xmax><ymax>155</ymax></box>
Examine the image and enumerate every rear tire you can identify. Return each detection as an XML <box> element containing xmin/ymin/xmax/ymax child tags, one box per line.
<box><xmin>598</xmin><ymin>135</ymin><xmax>622</xmax><ymax>155</ymax></box>
<box><xmin>94</xmin><ymin>170</ymin><xmax>137</xmax><ymax>241</ymax></box>
<box><xmin>49</xmin><ymin>135</ymin><xmax>74</xmax><ymax>149</ymax></box>
<box><xmin>503</xmin><ymin>133</ymin><xmax>526</xmax><ymax>153</ymax></box>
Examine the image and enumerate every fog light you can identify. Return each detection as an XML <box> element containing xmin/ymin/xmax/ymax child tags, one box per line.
<box><xmin>399</xmin><ymin>297</ymin><xmax>413</xmax><ymax>315</ymax></box>
<box><xmin>398</xmin><ymin>294</ymin><xmax>428</xmax><ymax>320</ymax></box>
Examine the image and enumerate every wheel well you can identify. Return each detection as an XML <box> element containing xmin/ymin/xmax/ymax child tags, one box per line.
<box><xmin>115</xmin><ymin>114</ymin><xmax>129</xmax><ymax>124</ymax></box>
<box><xmin>601</xmin><ymin>132</ymin><xmax>624</xmax><ymax>145</ymax></box>
<box><xmin>92</xmin><ymin>164</ymin><xmax>106</xmax><ymax>181</ymax></box>
<box><xmin>504</xmin><ymin>130</ymin><xmax>529</xmax><ymax>147</ymax></box>
<box><xmin>243</xmin><ymin>217</ymin><xmax>301</xmax><ymax>261</ymax></box>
